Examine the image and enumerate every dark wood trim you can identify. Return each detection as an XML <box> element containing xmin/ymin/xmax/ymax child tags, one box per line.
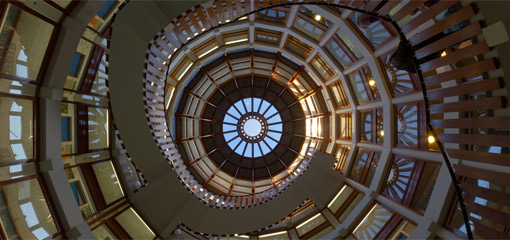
<box><xmin>0</xmin><ymin>74</ymin><xmax>40</xmax><ymax>85</ymax></box>
<box><xmin>80</xmin><ymin>45</ymin><xmax>105</xmax><ymax>93</ymax></box>
<box><xmin>80</xmin><ymin>163</ymin><xmax>107</xmax><ymax>211</ymax></box>
<box><xmin>0</xmin><ymin>158</ymin><xmax>36</xmax><ymax>168</ymax></box>
<box><xmin>43</xmin><ymin>0</ymin><xmax>65</xmax><ymax>12</ymax></box>
<box><xmin>300</xmin><ymin>221</ymin><xmax>331</xmax><ymax>239</ymax></box>
<box><xmin>374</xmin><ymin>215</ymin><xmax>402</xmax><ymax>239</ymax></box>
<box><xmin>105</xmin><ymin>218</ymin><xmax>131</xmax><ymax>239</ymax></box>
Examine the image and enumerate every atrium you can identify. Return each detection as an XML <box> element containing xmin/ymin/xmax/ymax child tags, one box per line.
<box><xmin>0</xmin><ymin>0</ymin><xmax>509</xmax><ymax>239</ymax></box>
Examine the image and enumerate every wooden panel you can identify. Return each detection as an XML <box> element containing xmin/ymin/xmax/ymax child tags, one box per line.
<box><xmin>178</xmin><ymin>17</ymin><xmax>193</xmax><ymax>39</ymax></box>
<box><xmin>377</xmin><ymin>1</ymin><xmax>399</xmax><ymax>15</ymax></box>
<box><xmin>147</xmin><ymin>64</ymin><xmax>165</xmax><ymax>78</ymax></box>
<box><xmin>392</xmin><ymin>0</ymin><xmax>426</xmax><ymax>22</ymax></box>
<box><xmin>187</xmin><ymin>11</ymin><xmax>203</xmax><ymax>34</ymax></box>
<box><xmin>363</xmin><ymin>0</ymin><xmax>382</xmax><ymax>12</ymax></box>
<box><xmin>432</xmin><ymin>116</ymin><xmax>510</xmax><ymax>130</ymax></box>
<box><xmin>147</xmin><ymin>108</ymin><xmax>164</xmax><ymax>116</ymax></box>
<box><xmin>440</xmin><ymin>133</ymin><xmax>510</xmax><ymax>148</ymax></box>
<box><xmin>409</xmin><ymin>4</ymin><xmax>476</xmax><ymax>46</ymax></box>
<box><xmin>401</xmin><ymin>0</ymin><xmax>458</xmax><ymax>34</ymax></box>
<box><xmin>225</xmin><ymin>0</ymin><xmax>235</xmax><ymax>21</ymax></box>
<box><xmin>467</xmin><ymin>200</ymin><xmax>510</xmax><ymax>227</ymax></box>
<box><xmin>146</xmin><ymin>99</ymin><xmax>164</xmax><ymax>109</ymax></box>
<box><xmin>420</xmin><ymin>41</ymin><xmax>490</xmax><ymax>72</ymax></box>
<box><xmin>150</xmin><ymin>45</ymin><xmax>169</xmax><ymax>60</ymax></box>
<box><xmin>105</xmin><ymin>218</ymin><xmax>131</xmax><ymax>239</ymax></box>
<box><xmin>151</xmin><ymin>124</ymin><xmax>167</xmax><ymax>130</ymax></box>
<box><xmin>145</xmin><ymin>92</ymin><xmax>164</xmax><ymax>103</ymax></box>
<box><xmin>460</xmin><ymin>182</ymin><xmax>510</xmax><ymax>206</ymax></box>
<box><xmin>148</xmin><ymin>54</ymin><xmax>165</xmax><ymax>69</ymax></box>
<box><xmin>429</xmin><ymin>97</ymin><xmax>503</xmax><ymax>113</ymax></box>
<box><xmin>206</xmin><ymin>7</ymin><xmax>219</xmax><ymax>27</ymax></box>
<box><xmin>415</xmin><ymin>22</ymin><xmax>482</xmax><ymax>59</ymax></box>
<box><xmin>146</xmin><ymin>74</ymin><xmax>165</xmax><ymax>87</ymax></box>
<box><xmin>163</xmin><ymin>31</ymin><xmax>182</xmax><ymax>48</ymax></box>
<box><xmin>215</xmin><ymin>1</ymin><xmax>226</xmax><ymax>23</ymax></box>
<box><xmin>455</xmin><ymin>164</ymin><xmax>510</xmax><ymax>186</ymax></box>
<box><xmin>350</xmin><ymin>0</ymin><xmax>364</xmax><ymax>8</ymax></box>
<box><xmin>196</xmin><ymin>6</ymin><xmax>211</xmax><ymax>30</ymax></box>
<box><xmin>427</xmin><ymin>78</ymin><xmax>500</xmax><ymax>99</ymax></box>
<box><xmin>145</xmin><ymin>84</ymin><xmax>164</xmax><ymax>95</ymax></box>
<box><xmin>244</xmin><ymin>0</ymin><xmax>251</xmax><ymax>13</ymax></box>
<box><xmin>81</xmin><ymin>46</ymin><xmax>104</xmax><ymax>93</ymax></box>
<box><xmin>235</xmin><ymin>0</ymin><xmax>243</xmax><ymax>17</ymax></box>
<box><xmin>172</xmin><ymin>24</ymin><xmax>188</xmax><ymax>43</ymax></box>
<box><xmin>156</xmin><ymin>38</ymin><xmax>174</xmax><ymax>55</ymax></box>
<box><xmin>424</xmin><ymin>59</ymin><xmax>497</xmax><ymax>86</ymax></box>
<box><xmin>473</xmin><ymin>220</ymin><xmax>510</xmax><ymax>240</ymax></box>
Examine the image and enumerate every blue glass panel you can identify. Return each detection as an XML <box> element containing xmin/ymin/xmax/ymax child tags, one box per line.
<box><xmin>61</xmin><ymin>117</ymin><xmax>70</xmax><ymax>141</ymax></box>
<box><xmin>97</xmin><ymin>0</ymin><xmax>116</xmax><ymax>18</ymax></box>
<box><xmin>68</xmin><ymin>53</ymin><xmax>82</xmax><ymax>76</ymax></box>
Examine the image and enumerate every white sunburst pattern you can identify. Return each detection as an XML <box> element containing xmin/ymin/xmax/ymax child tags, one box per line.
<box><xmin>223</xmin><ymin>97</ymin><xmax>283</xmax><ymax>158</ymax></box>
<box><xmin>382</xmin><ymin>54</ymin><xmax>417</xmax><ymax>96</ymax></box>
<box><xmin>383</xmin><ymin>157</ymin><xmax>415</xmax><ymax>203</ymax></box>
<box><xmin>353</xmin><ymin>204</ymin><xmax>395</xmax><ymax>240</ymax></box>
<box><xmin>397</xmin><ymin>104</ymin><xmax>419</xmax><ymax>148</ymax></box>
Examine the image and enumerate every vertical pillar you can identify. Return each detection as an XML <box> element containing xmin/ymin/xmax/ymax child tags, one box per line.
<box><xmin>39</xmin><ymin>88</ymin><xmax>94</xmax><ymax>239</ymax></box>
<box><xmin>38</xmin><ymin>1</ymin><xmax>106</xmax><ymax>238</ymax></box>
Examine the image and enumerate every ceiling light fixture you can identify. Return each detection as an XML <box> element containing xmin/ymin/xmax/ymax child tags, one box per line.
<box><xmin>198</xmin><ymin>45</ymin><xmax>218</xmax><ymax>58</ymax></box>
<box><xmin>177</xmin><ymin>63</ymin><xmax>193</xmax><ymax>81</ymax></box>
<box><xmin>428</xmin><ymin>135</ymin><xmax>435</xmax><ymax>144</ymax></box>
<box><xmin>352</xmin><ymin>204</ymin><xmax>377</xmax><ymax>234</ymax></box>
<box><xmin>327</xmin><ymin>185</ymin><xmax>347</xmax><ymax>208</ymax></box>
<box><xmin>259</xmin><ymin>231</ymin><xmax>287</xmax><ymax>238</ymax></box>
<box><xmin>239</xmin><ymin>16</ymin><xmax>248</xmax><ymax>20</ymax></box>
<box><xmin>296</xmin><ymin>213</ymin><xmax>322</xmax><ymax>229</ymax></box>
<box><xmin>314</xmin><ymin>14</ymin><xmax>321</xmax><ymax>21</ymax></box>
<box><xmin>368</xmin><ymin>79</ymin><xmax>376</xmax><ymax>86</ymax></box>
<box><xmin>225</xmin><ymin>38</ymin><xmax>249</xmax><ymax>45</ymax></box>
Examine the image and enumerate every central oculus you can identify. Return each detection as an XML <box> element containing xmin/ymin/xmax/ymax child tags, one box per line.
<box><xmin>243</xmin><ymin>118</ymin><xmax>262</xmax><ymax>137</ymax></box>
<box><xmin>223</xmin><ymin>98</ymin><xmax>283</xmax><ymax>158</ymax></box>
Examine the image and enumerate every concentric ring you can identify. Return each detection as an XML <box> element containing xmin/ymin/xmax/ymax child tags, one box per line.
<box><xmin>223</xmin><ymin>98</ymin><xmax>282</xmax><ymax>158</ymax></box>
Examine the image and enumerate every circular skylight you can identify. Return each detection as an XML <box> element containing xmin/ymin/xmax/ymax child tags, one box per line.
<box><xmin>223</xmin><ymin>98</ymin><xmax>283</xmax><ymax>158</ymax></box>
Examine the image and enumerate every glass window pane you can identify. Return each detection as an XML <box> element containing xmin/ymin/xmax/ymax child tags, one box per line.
<box><xmin>0</xmin><ymin>97</ymin><xmax>34</xmax><ymax>163</ymax></box>
<box><xmin>92</xmin><ymin>161</ymin><xmax>124</xmax><ymax>204</ymax></box>
<box><xmin>336</xmin><ymin>29</ymin><xmax>362</xmax><ymax>59</ymax></box>
<box><xmin>0</xmin><ymin>79</ymin><xmax>37</xmax><ymax>96</ymax></box>
<box><xmin>330</xmin><ymin>82</ymin><xmax>349</xmax><ymax>108</ymax></box>
<box><xmin>348</xmin><ymin>71</ymin><xmax>369</xmax><ymax>104</ymax></box>
<box><xmin>360</xmin><ymin>111</ymin><xmax>372</xmax><ymax>142</ymax></box>
<box><xmin>349</xmin><ymin>149</ymin><xmax>369</xmax><ymax>182</ymax></box>
<box><xmin>0</xmin><ymin>178</ymin><xmax>59</xmax><ymax>239</ymax></box>
<box><xmin>296</xmin><ymin>213</ymin><xmax>327</xmax><ymax>236</ymax></box>
<box><xmin>0</xmin><ymin>162</ymin><xmax>36</xmax><ymax>182</ymax></box>
<box><xmin>90</xmin><ymin>53</ymin><xmax>109</xmax><ymax>96</ymax></box>
<box><xmin>88</xmin><ymin>107</ymin><xmax>108</xmax><ymax>150</ymax></box>
<box><xmin>256</xmin><ymin>9</ymin><xmax>287</xmax><ymax>22</ymax></box>
<box><xmin>352</xmin><ymin>14</ymin><xmax>393</xmax><ymax>47</ymax></box>
<box><xmin>326</xmin><ymin>39</ymin><xmax>353</xmax><ymax>69</ymax></box>
<box><xmin>353</xmin><ymin>204</ymin><xmax>394</xmax><ymax>240</ymax></box>
<box><xmin>293</xmin><ymin>18</ymin><xmax>324</xmax><ymax>41</ymax></box>
<box><xmin>115</xmin><ymin>208</ymin><xmax>155</xmax><ymax>239</ymax></box>
<box><xmin>0</xmin><ymin>4</ymin><xmax>54</xmax><ymax>80</ymax></box>
<box><xmin>92</xmin><ymin>224</ymin><xmax>117</xmax><ymax>240</ymax></box>
<box><xmin>328</xmin><ymin>185</ymin><xmax>354</xmax><ymax>213</ymax></box>
<box><xmin>52</xmin><ymin>0</ymin><xmax>72</xmax><ymax>8</ymax></box>
<box><xmin>97</xmin><ymin>0</ymin><xmax>117</xmax><ymax>19</ymax></box>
